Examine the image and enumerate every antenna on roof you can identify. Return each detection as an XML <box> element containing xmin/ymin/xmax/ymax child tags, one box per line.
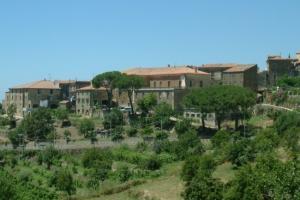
<box><xmin>288</xmin><ymin>53</ymin><xmax>291</xmax><ymax>59</ymax></box>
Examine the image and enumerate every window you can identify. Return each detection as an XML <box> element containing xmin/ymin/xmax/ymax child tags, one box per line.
<box><xmin>199</xmin><ymin>81</ymin><xmax>203</xmax><ymax>87</ymax></box>
<box><xmin>50</xmin><ymin>89</ymin><xmax>53</xmax><ymax>94</ymax></box>
<box><xmin>37</xmin><ymin>89</ymin><xmax>40</xmax><ymax>94</ymax></box>
<box><xmin>168</xmin><ymin>81</ymin><xmax>170</xmax><ymax>87</ymax></box>
<box><xmin>159</xmin><ymin>81</ymin><xmax>162</xmax><ymax>87</ymax></box>
<box><xmin>179</xmin><ymin>81</ymin><xmax>182</xmax><ymax>88</ymax></box>
<box><xmin>189</xmin><ymin>80</ymin><xmax>193</xmax><ymax>87</ymax></box>
<box><xmin>154</xmin><ymin>81</ymin><xmax>157</xmax><ymax>88</ymax></box>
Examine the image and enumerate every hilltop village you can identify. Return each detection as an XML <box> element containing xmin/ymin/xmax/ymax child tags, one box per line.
<box><xmin>1</xmin><ymin>52</ymin><xmax>300</xmax><ymax>200</ymax></box>
<box><xmin>2</xmin><ymin>52</ymin><xmax>300</xmax><ymax>120</ymax></box>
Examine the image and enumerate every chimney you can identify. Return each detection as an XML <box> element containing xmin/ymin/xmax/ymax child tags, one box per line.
<box><xmin>194</xmin><ymin>67</ymin><xmax>198</xmax><ymax>73</ymax></box>
<box><xmin>168</xmin><ymin>64</ymin><xmax>171</xmax><ymax>68</ymax></box>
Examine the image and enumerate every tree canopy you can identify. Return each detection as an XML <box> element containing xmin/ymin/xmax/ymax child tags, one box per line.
<box><xmin>18</xmin><ymin>108</ymin><xmax>54</xmax><ymax>142</ymax></box>
<box><xmin>184</xmin><ymin>85</ymin><xmax>256</xmax><ymax>130</ymax></box>
<box><xmin>92</xmin><ymin>71</ymin><xmax>122</xmax><ymax>110</ymax></box>
<box><xmin>137</xmin><ymin>93</ymin><xmax>158</xmax><ymax>116</ymax></box>
<box><xmin>115</xmin><ymin>74</ymin><xmax>144</xmax><ymax>115</ymax></box>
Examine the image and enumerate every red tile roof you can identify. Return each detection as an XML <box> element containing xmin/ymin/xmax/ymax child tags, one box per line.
<box><xmin>199</xmin><ymin>64</ymin><xmax>256</xmax><ymax>73</ymax></box>
<box><xmin>77</xmin><ymin>85</ymin><xmax>106</xmax><ymax>91</ymax></box>
<box><xmin>12</xmin><ymin>80</ymin><xmax>60</xmax><ymax>89</ymax></box>
<box><xmin>124</xmin><ymin>66</ymin><xmax>208</xmax><ymax>76</ymax></box>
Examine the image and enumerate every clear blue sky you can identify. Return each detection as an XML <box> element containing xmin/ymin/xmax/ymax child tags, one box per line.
<box><xmin>1</xmin><ymin>0</ymin><xmax>300</xmax><ymax>100</ymax></box>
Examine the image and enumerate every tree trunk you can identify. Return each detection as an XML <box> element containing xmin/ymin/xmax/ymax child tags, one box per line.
<box><xmin>105</xmin><ymin>89</ymin><xmax>112</xmax><ymax>111</ymax></box>
<box><xmin>217</xmin><ymin>117</ymin><xmax>221</xmax><ymax>130</ymax></box>
<box><xmin>201</xmin><ymin>116</ymin><xmax>206</xmax><ymax>130</ymax></box>
<box><xmin>128</xmin><ymin>90</ymin><xmax>134</xmax><ymax>116</ymax></box>
<box><xmin>235</xmin><ymin>118</ymin><xmax>239</xmax><ymax>130</ymax></box>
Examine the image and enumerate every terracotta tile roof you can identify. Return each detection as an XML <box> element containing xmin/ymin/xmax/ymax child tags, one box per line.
<box><xmin>77</xmin><ymin>85</ymin><xmax>106</xmax><ymax>91</ymax></box>
<box><xmin>199</xmin><ymin>63</ymin><xmax>256</xmax><ymax>73</ymax></box>
<box><xmin>12</xmin><ymin>80</ymin><xmax>60</xmax><ymax>89</ymax></box>
<box><xmin>200</xmin><ymin>63</ymin><xmax>239</xmax><ymax>68</ymax></box>
<box><xmin>55</xmin><ymin>80</ymin><xmax>76</xmax><ymax>84</ymax></box>
<box><xmin>55</xmin><ymin>80</ymin><xmax>91</xmax><ymax>84</ymax></box>
<box><xmin>267</xmin><ymin>55</ymin><xmax>297</xmax><ymax>61</ymax></box>
<box><xmin>223</xmin><ymin>65</ymin><xmax>257</xmax><ymax>73</ymax></box>
<box><xmin>124</xmin><ymin>66</ymin><xmax>208</xmax><ymax>76</ymax></box>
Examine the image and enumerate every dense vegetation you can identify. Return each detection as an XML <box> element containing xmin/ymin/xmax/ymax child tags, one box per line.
<box><xmin>1</xmin><ymin>82</ymin><xmax>300</xmax><ymax>199</ymax></box>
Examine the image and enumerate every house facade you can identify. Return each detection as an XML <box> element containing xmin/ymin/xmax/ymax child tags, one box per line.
<box><xmin>75</xmin><ymin>85</ymin><xmax>108</xmax><ymax>117</ymax></box>
<box><xmin>119</xmin><ymin>66</ymin><xmax>212</xmax><ymax>110</ymax></box>
<box><xmin>198</xmin><ymin>64</ymin><xmax>258</xmax><ymax>91</ymax></box>
<box><xmin>267</xmin><ymin>54</ymin><xmax>300</xmax><ymax>86</ymax></box>
<box><xmin>3</xmin><ymin>80</ymin><xmax>61</xmax><ymax>117</ymax></box>
<box><xmin>55</xmin><ymin>80</ymin><xmax>91</xmax><ymax>100</ymax></box>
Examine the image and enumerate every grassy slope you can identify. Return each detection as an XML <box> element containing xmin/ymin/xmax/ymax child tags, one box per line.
<box><xmin>89</xmin><ymin>162</ymin><xmax>184</xmax><ymax>200</ymax></box>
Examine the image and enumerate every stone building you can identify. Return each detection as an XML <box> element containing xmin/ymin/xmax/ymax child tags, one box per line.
<box><xmin>198</xmin><ymin>64</ymin><xmax>258</xmax><ymax>91</ymax></box>
<box><xmin>54</xmin><ymin>80</ymin><xmax>91</xmax><ymax>100</ymax></box>
<box><xmin>118</xmin><ymin>66</ymin><xmax>212</xmax><ymax>110</ymax></box>
<box><xmin>75</xmin><ymin>85</ymin><xmax>108</xmax><ymax>117</ymax></box>
<box><xmin>3</xmin><ymin>80</ymin><xmax>61</xmax><ymax>117</ymax></box>
<box><xmin>267</xmin><ymin>54</ymin><xmax>299</xmax><ymax>86</ymax></box>
<box><xmin>124</xmin><ymin>66</ymin><xmax>212</xmax><ymax>89</ymax></box>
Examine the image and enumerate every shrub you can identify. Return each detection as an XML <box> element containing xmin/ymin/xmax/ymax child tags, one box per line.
<box><xmin>82</xmin><ymin>148</ymin><xmax>112</xmax><ymax>168</ymax></box>
<box><xmin>274</xmin><ymin>111</ymin><xmax>300</xmax><ymax>134</ymax></box>
<box><xmin>88</xmin><ymin>160</ymin><xmax>112</xmax><ymax>182</ymax></box>
<box><xmin>126</xmin><ymin>127</ymin><xmax>138</xmax><ymax>137</ymax></box>
<box><xmin>111</xmin><ymin>126</ymin><xmax>124</xmax><ymax>142</ymax></box>
<box><xmin>181</xmin><ymin>155</ymin><xmax>216</xmax><ymax>183</ymax></box>
<box><xmin>18</xmin><ymin>169</ymin><xmax>33</xmax><ymax>183</ymax></box>
<box><xmin>112</xmin><ymin>147</ymin><xmax>150</xmax><ymax>165</ymax></box>
<box><xmin>79</xmin><ymin>118</ymin><xmax>95</xmax><ymax>138</ymax></box>
<box><xmin>141</xmin><ymin>156</ymin><xmax>162</xmax><ymax>171</ymax></box>
<box><xmin>38</xmin><ymin>146</ymin><xmax>62</xmax><ymax>169</ymax></box>
<box><xmin>211</xmin><ymin>130</ymin><xmax>232</xmax><ymax>149</ymax></box>
<box><xmin>175</xmin><ymin>119</ymin><xmax>192</xmax><ymax>136</ymax></box>
<box><xmin>49</xmin><ymin>168</ymin><xmax>76</xmax><ymax>196</ymax></box>
<box><xmin>155</xmin><ymin>131</ymin><xmax>169</xmax><ymax>141</ymax></box>
<box><xmin>226</xmin><ymin>138</ymin><xmax>255</xmax><ymax>167</ymax></box>
<box><xmin>103</xmin><ymin>108</ymin><xmax>123</xmax><ymax>129</ymax></box>
<box><xmin>116</xmin><ymin>164</ymin><xmax>132</xmax><ymax>183</ymax></box>
<box><xmin>135</xmin><ymin>142</ymin><xmax>148</xmax><ymax>152</ymax></box>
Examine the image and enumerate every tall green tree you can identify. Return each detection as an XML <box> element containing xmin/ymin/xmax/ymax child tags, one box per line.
<box><xmin>137</xmin><ymin>93</ymin><xmax>158</xmax><ymax>116</ymax></box>
<box><xmin>224</xmin><ymin>155</ymin><xmax>300</xmax><ymax>200</ymax></box>
<box><xmin>92</xmin><ymin>71</ymin><xmax>122</xmax><ymax>110</ymax></box>
<box><xmin>19</xmin><ymin>108</ymin><xmax>54</xmax><ymax>142</ymax></box>
<box><xmin>7</xmin><ymin>104</ymin><xmax>17</xmax><ymax>128</ymax></box>
<box><xmin>153</xmin><ymin>102</ymin><xmax>174</xmax><ymax>130</ymax></box>
<box><xmin>115</xmin><ymin>74</ymin><xmax>144</xmax><ymax>115</ymax></box>
<box><xmin>79</xmin><ymin>118</ymin><xmax>95</xmax><ymax>138</ymax></box>
<box><xmin>184</xmin><ymin>86</ymin><xmax>256</xmax><ymax>130</ymax></box>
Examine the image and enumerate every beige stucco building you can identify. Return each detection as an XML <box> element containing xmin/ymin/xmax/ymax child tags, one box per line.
<box><xmin>198</xmin><ymin>64</ymin><xmax>258</xmax><ymax>91</ymax></box>
<box><xmin>3</xmin><ymin>80</ymin><xmax>61</xmax><ymax>117</ymax></box>
<box><xmin>116</xmin><ymin>66</ymin><xmax>212</xmax><ymax>110</ymax></box>
<box><xmin>75</xmin><ymin>85</ymin><xmax>108</xmax><ymax>117</ymax></box>
<box><xmin>55</xmin><ymin>80</ymin><xmax>91</xmax><ymax>99</ymax></box>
